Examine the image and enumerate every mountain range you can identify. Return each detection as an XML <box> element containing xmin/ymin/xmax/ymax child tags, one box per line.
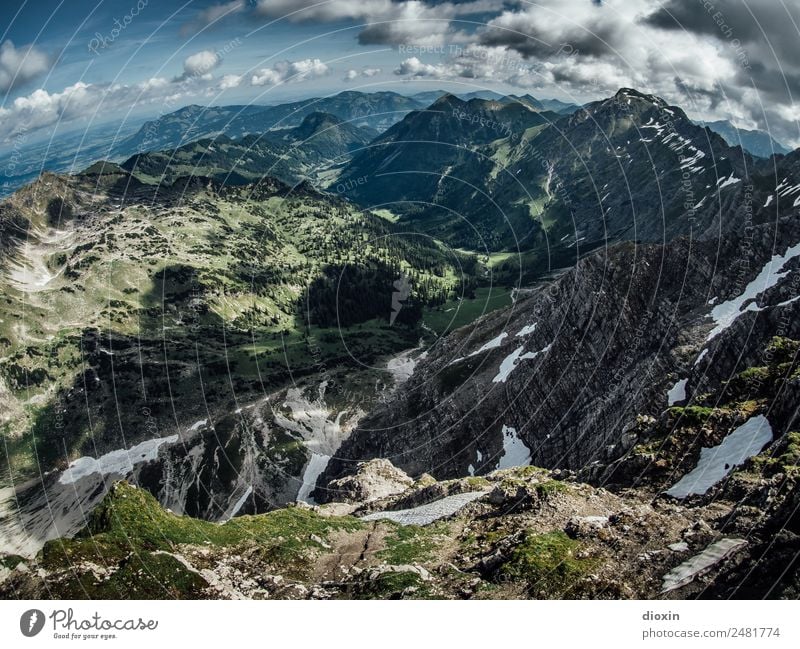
<box><xmin>1</xmin><ymin>86</ymin><xmax>800</xmax><ymax>600</ymax></box>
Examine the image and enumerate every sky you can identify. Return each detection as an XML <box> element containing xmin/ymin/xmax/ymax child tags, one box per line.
<box><xmin>1</xmin><ymin>0</ymin><xmax>799</xmax><ymax>150</ymax></box>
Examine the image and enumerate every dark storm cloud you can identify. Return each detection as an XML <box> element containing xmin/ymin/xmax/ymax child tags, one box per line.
<box><xmin>479</xmin><ymin>9</ymin><xmax>624</xmax><ymax>59</ymax></box>
<box><xmin>642</xmin><ymin>0</ymin><xmax>800</xmax><ymax>52</ymax></box>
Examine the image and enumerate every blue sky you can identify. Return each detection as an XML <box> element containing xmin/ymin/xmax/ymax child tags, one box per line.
<box><xmin>1</xmin><ymin>1</ymin><xmax>798</xmax><ymax>149</ymax></box>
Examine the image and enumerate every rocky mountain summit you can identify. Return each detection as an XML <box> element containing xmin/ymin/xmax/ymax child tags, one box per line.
<box><xmin>2</xmin><ymin>412</ymin><xmax>797</xmax><ymax>599</ymax></box>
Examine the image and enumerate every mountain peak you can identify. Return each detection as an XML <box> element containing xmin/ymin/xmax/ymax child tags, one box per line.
<box><xmin>613</xmin><ymin>87</ymin><xmax>667</xmax><ymax>107</ymax></box>
<box><xmin>430</xmin><ymin>93</ymin><xmax>465</xmax><ymax>109</ymax></box>
<box><xmin>297</xmin><ymin>111</ymin><xmax>343</xmax><ymax>134</ymax></box>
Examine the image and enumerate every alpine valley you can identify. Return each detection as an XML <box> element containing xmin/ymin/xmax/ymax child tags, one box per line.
<box><xmin>1</xmin><ymin>87</ymin><xmax>799</xmax><ymax>601</ymax></box>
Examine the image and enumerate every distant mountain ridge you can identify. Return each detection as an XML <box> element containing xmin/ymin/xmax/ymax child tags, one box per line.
<box><xmin>110</xmin><ymin>91</ymin><xmax>423</xmax><ymax>161</ymax></box>
<box><xmin>698</xmin><ymin>119</ymin><xmax>791</xmax><ymax>158</ymax></box>
<box><xmin>334</xmin><ymin>87</ymin><xmax>791</xmax><ymax>260</ymax></box>
<box><xmin>119</xmin><ymin>111</ymin><xmax>376</xmax><ymax>187</ymax></box>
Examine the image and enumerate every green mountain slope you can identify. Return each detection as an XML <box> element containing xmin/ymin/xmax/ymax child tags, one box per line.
<box><xmin>0</xmin><ymin>167</ymin><xmax>465</xmax><ymax>488</ymax></box>
<box><xmin>120</xmin><ymin>112</ymin><xmax>376</xmax><ymax>188</ymax></box>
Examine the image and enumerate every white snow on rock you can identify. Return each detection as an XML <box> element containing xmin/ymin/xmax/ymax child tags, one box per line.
<box><xmin>5</xmin><ymin>228</ymin><xmax>73</xmax><ymax>294</ymax></box>
<box><xmin>777</xmin><ymin>180</ymin><xmax>800</xmax><ymax>197</ymax></box>
<box><xmin>661</xmin><ymin>538</ymin><xmax>748</xmax><ymax>592</ymax></box>
<box><xmin>497</xmin><ymin>425</ymin><xmax>532</xmax><ymax>470</ymax></box>
<box><xmin>474</xmin><ymin>332</ymin><xmax>508</xmax><ymax>354</ymax></box>
<box><xmin>448</xmin><ymin>331</ymin><xmax>513</xmax><ymax>367</ymax></box>
<box><xmin>296</xmin><ymin>453</ymin><xmax>332</xmax><ymax>504</ymax></box>
<box><xmin>665</xmin><ymin>415</ymin><xmax>773</xmax><ymax>498</ymax></box>
<box><xmin>492</xmin><ymin>343</ymin><xmax>551</xmax><ymax>383</ymax></box>
<box><xmin>680</xmin><ymin>149</ymin><xmax>705</xmax><ymax>169</ymax></box>
<box><xmin>693</xmin><ymin>349</ymin><xmax>709</xmax><ymax>366</ymax></box>
<box><xmin>59</xmin><ymin>435</ymin><xmax>180</xmax><ymax>485</ymax></box>
<box><xmin>764</xmin><ymin>194</ymin><xmax>774</xmax><ymax>208</ymax></box>
<box><xmin>225</xmin><ymin>486</ymin><xmax>253</xmax><ymax>521</ymax></box>
<box><xmin>386</xmin><ymin>345</ymin><xmax>423</xmax><ymax>386</ymax></box>
<box><xmin>515</xmin><ymin>323</ymin><xmax>537</xmax><ymax>337</ymax></box>
<box><xmin>361</xmin><ymin>490</ymin><xmax>488</xmax><ymax>526</ymax></box>
<box><xmin>717</xmin><ymin>173</ymin><xmax>741</xmax><ymax>189</ymax></box>
<box><xmin>706</xmin><ymin>241</ymin><xmax>800</xmax><ymax>341</ymax></box>
<box><xmin>667</xmin><ymin>378</ymin><xmax>688</xmax><ymax>406</ymax></box>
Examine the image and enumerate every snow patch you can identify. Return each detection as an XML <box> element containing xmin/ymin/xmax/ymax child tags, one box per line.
<box><xmin>661</xmin><ymin>538</ymin><xmax>748</xmax><ymax>592</ymax></box>
<box><xmin>475</xmin><ymin>332</ymin><xmax>508</xmax><ymax>354</ymax></box>
<box><xmin>492</xmin><ymin>343</ymin><xmax>551</xmax><ymax>383</ymax></box>
<box><xmin>717</xmin><ymin>173</ymin><xmax>741</xmax><ymax>189</ymax></box>
<box><xmin>59</xmin><ymin>435</ymin><xmax>179</xmax><ymax>485</ymax></box>
<box><xmin>225</xmin><ymin>486</ymin><xmax>253</xmax><ymax>521</ymax></box>
<box><xmin>667</xmin><ymin>378</ymin><xmax>688</xmax><ymax>406</ymax></box>
<box><xmin>515</xmin><ymin>323</ymin><xmax>537</xmax><ymax>337</ymax></box>
<box><xmin>497</xmin><ymin>425</ymin><xmax>532</xmax><ymax>470</ymax></box>
<box><xmin>361</xmin><ymin>490</ymin><xmax>487</xmax><ymax>526</ymax></box>
<box><xmin>665</xmin><ymin>415</ymin><xmax>773</xmax><ymax>498</ymax></box>
<box><xmin>296</xmin><ymin>453</ymin><xmax>332</xmax><ymax>504</ymax></box>
<box><xmin>706</xmin><ymin>241</ymin><xmax>800</xmax><ymax>340</ymax></box>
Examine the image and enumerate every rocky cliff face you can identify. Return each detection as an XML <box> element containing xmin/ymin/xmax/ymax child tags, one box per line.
<box><xmin>320</xmin><ymin>217</ymin><xmax>800</xmax><ymax>490</ymax></box>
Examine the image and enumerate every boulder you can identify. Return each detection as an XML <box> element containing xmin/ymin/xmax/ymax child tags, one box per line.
<box><xmin>326</xmin><ymin>459</ymin><xmax>414</xmax><ymax>504</ymax></box>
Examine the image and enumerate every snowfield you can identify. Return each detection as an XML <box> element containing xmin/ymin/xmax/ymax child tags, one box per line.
<box><xmin>361</xmin><ymin>490</ymin><xmax>488</xmax><ymax>526</ymax></box>
<box><xmin>665</xmin><ymin>415</ymin><xmax>773</xmax><ymax>498</ymax></box>
<box><xmin>59</xmin><ymin>435</ymin><xmax>180</xmax><ymax>485</ymax></box>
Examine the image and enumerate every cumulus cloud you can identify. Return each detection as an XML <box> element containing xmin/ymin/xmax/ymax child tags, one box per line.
<box><xmin>255</xmin><ymin>0</ymin><xmax>501</xmax><ymax>46</ymax></box>
<box><xmin>395</xmin><ymin>57</ymin><xmax>448</xmax><ymax>78</ymax></box>
<box><xmin>0</xmin><ymin>40</ymin><xmax>50</xmax><ymax>92</ymax></box>
<box><xmin>343</xmin><ymin>66</ymin><xmax>382</xmax><ymax>81</ymax></box>
<box><xmin>385</xmin><ymin>0</ymin><xmax>797</xmax><ymax>147</ymax></box>
<box><xmin>219</xmin><ymin>74</ymin><xmax>242</xmax><ymax>89</ymax></box>
<box><xmin>394</xmin><ymin>45</ymin><xmax>533</xmax><ymax>81</ymax></box>
<box><xmin>0</xmin><ymin>70</ymin><xmax>247</xmax><ymax>144</ymax></box>
<box><xmin>0</xmin><ymin>78</ymin><xmax>176</xmax><ymax>140</ymax></box>
<box><xmin>251</xmin><ymin>58</ymin><xmax>330</xmax><ymax>86</ymax></box>
<box><xmin>176</xmin><ymin>50</ymin><xmax>222</xmax><ymax>81</ymax></box>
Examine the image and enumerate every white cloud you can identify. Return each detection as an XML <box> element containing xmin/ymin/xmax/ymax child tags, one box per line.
<box><xmin>219</xmin><ymin>74</ymin><xmax>242</xmax><ymax>89</ymax></box>
<box><xmin>343</xmin><ymin>66</ymin><xmax>382</xmax><ymax>81</ymax></box>
<box><xmin>395</xmin><ymin>57</ymin><xmax>448</xmax><ymax>78</ymax></box>
<box><xmin>255</xmin><ymin>0</ymin><xmax>501</xmax><ymax>45</ymax></box>
<box><xmin>181</xmin><ymin>1</ymin><xmax>246</xmax><ymax>35</ymax></box>
<box><xmin>0</xmin><ymin>40</ymin><xmax>50</xmax><ymax>91</ymax></box>
<box><xmin>251</xmin><ymin>58</ymin><xmax>330</xmax><ymax>86</ymax></box>
<box><xmin>179</xmin><ymin>50</ymin><xmax>221</xmax><ymax>81</ymax></box>
<box><xmin>0</xmin><ymin>73</ymin><xmax>240</xmax><ymax>143</ymax></box>
<box><xmin>196</xmin><ymin>1</ymin><xmax>246</xmax><ymax>25</ymax></box>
